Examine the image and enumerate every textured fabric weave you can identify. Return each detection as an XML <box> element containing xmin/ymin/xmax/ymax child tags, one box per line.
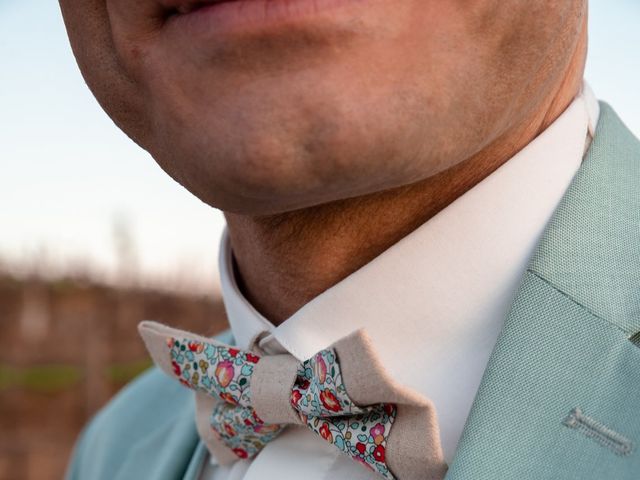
<box><xmin>446</xmin><ymin>103</ymin><xmax>640</xmax><ymax>479</ymax></box>
<box><xmin>530</xmin><ymin>104</ymin><xmax>640</xmax><ymax>335</ymax></box>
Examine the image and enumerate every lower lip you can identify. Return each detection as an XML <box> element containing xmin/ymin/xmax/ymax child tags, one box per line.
<box><xmin>167</xmin><ymin>0</ymin><xmax>364</xmax><ymax>36</ymax></box>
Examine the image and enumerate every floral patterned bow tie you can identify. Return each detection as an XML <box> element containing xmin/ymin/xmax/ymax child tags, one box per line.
<box><xmin>139</xmin><ymin>321</ymin><xmax>447</xmax><ymax>480</ymax></box>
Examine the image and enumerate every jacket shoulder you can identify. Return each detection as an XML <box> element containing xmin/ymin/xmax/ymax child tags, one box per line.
<box><xmin>65</xmin><ymin>328</ymin><xmax>234</xmax><ymax>480</ymax></box>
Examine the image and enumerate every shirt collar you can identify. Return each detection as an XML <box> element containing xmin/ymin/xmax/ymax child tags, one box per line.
<box><xmin>218</xmin><ymin>227</ymin><xmax>275</xmax><ymax>349</ymax></box>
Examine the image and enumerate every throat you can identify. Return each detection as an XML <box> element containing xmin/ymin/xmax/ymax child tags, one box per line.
<box><xmin>223</xmin><ymin>161</ymin><xmax>489</xmax><ymax>325</ymax></box>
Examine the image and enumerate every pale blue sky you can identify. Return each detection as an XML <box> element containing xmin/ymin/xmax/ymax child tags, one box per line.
<box><xmin>0</xmin><ymin>1</ymin><xmax>639</xmax><ymax>293</ymax></box>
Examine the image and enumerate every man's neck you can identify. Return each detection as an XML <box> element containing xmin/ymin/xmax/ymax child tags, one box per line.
<box><xmin>224</xmin><ymin>26</ymin><xmax>587</xmax><ymax>326</ymax></box>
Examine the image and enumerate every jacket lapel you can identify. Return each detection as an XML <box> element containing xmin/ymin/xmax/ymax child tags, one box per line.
<box><xmin>446</xmin><ymin>103</ymin><xmax>640</xmax><ymax>479</ymax></box>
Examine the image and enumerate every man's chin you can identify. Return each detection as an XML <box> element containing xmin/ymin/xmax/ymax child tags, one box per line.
<box><xmin>146</xmin><ymin>138</ymin><xmax>398</xmax><ymax>216</ymax></box>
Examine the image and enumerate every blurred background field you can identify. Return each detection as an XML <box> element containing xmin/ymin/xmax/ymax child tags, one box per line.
<box><xmin>0</xmin><ymin>271</ymin><xmax>227</xmax><ymax>479</ymax></box>
<box><xmin>1</xmin><ymin>1</ymin><xmax>640</xmax><ymax>479</ymax></box>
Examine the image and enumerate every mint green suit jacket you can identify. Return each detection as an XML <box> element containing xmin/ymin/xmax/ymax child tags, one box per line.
<box><xmin>66</xmin><ymin>104</ymin><xmax>640</xmax><ymax>479</ymax></box>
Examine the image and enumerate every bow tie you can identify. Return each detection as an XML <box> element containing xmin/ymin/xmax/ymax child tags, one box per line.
<box><xmin>139</xmin><ymin>321</ymin><xmax>447</xmax><ymax>480</ymax></box>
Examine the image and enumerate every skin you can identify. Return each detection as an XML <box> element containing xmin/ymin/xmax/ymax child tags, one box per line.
<box><xmin>59</xmin><ymin>0</ymin><xmax>588</xmax><ymax>324</ymax></box>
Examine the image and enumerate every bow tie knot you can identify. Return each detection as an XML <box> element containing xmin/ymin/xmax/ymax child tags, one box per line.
<box><xmin>139</xmin><ymin>321</ymin><xmax>447</xmax><ymax>480</ymax></box>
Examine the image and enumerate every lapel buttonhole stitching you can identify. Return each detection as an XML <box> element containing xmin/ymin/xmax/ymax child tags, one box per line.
<box><xmin>562</xmin><ymin>407</ymin><xmax>634</xmax><ymax>457</ymax></box>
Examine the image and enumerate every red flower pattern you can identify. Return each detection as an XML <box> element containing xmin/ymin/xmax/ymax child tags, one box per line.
<box><xmin>224</xmin><ymin>424</ymin><xmax>236</xmax><ymax>437</ymax></box>
<box><xmin>319</xmin><ymin>388</ymin><xmax>342</xmax><ymax>413</ymax></box>
<box><xmin>232</xmin><ymin>448</ymin><xmax>248</xmax><ymax>459</ymax></box>
<box><xmin>219</xmin><ymin>392</ymin><xmax>237</xmax><ymax>405</ymax></box>
<box><xmin>384</xmin><ymin>403</ymin><xmax>395</xmax><ymax>416</ymax></box>
<box><xmin>215</xmin><ymin>361</ymin><xmax>234</xmax><ymax>388</ymax></box>
<box><xmin>373</xmin><ymin>445</ymin><xmax>386</xmax><ymax>463</ymax></box>
<box><xmin>319</xmin><ymin>422</ymin><xmax>333</xmax><ymax>443</ymax></box>
<box><xmin>298</xmin><ymin>377</ymin><xmax>310</xmax><ymax>390</ymax></box>
<box><xmin>291</xmin><ymin>389</ymin><xmax>302</xmax><ymax>406</ymax></box>
<box><xmin>314</xmin><ymin>353</ymin><xmax>327</xmax><ymax>383</ymax></box>
<box><xmin>251</xmin><ymin>410</ymin><xmax>264</xmax><ymax>424</ymax></box>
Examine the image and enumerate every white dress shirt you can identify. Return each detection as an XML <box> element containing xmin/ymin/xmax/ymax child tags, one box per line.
<box><xmin>199</xmin><ymin>83</ymin><xmax>600</xmax><ymax>480</ymax></box>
